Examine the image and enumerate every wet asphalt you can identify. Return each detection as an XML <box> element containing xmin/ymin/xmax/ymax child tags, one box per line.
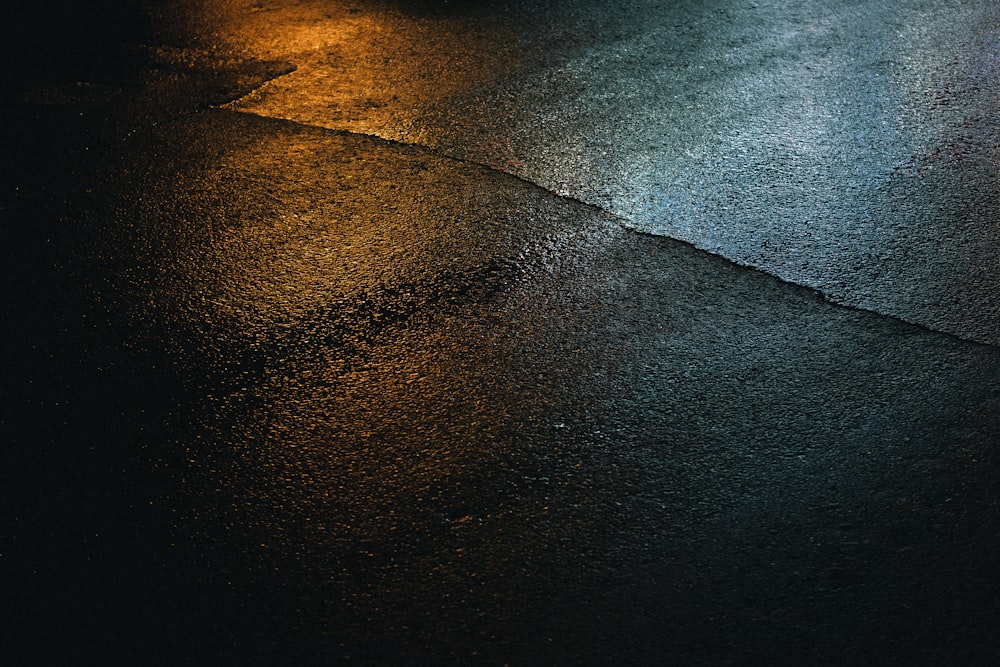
<box><xmin>2</xmin><ymin>1</ymin><xmax>1000</xmax><ymax>665</ymax></box>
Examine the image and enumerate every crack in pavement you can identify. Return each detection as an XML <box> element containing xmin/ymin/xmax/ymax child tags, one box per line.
<box><xmin>217</xmin><ymin>97</ymin><xmax>1000</xmax><ymax>352</ymax></box>
<box><xmin>188</xmin><ymin>0</ymin><xmax>1000</xmax><ymax>349</ymax></box>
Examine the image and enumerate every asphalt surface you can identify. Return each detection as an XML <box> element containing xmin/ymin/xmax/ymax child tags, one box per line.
<box><xmin>3</xmin><ymin>1</ymin><xmax>1000</xmax><ymax>665</ymax></box>
<box><xmin>213</xmin><ymin>0</ymin><xmax>1000</xmax><ymax>345</ymax></box>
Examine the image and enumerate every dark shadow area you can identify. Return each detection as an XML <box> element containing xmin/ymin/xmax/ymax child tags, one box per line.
<box><xmin>2</xmin><ymin>0</ymin><xmax>150</xmax><ymax>94</ymax></box>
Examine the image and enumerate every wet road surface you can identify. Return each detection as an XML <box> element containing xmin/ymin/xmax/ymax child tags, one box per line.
<box><xmin>211</xmin><ymin>0</ymin><xmax>1000</xmax><ymax>345</ymax></box>
<box><xmin>3</xmin><ymin>1</ymin><xmax>1000</xmax><ymax>665</ymax></box>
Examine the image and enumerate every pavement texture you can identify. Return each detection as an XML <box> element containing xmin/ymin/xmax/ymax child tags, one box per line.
<box><xmin>210</xmin><ymin>0</ymin><xmax>1000</xmax><ymax>345</ymax></box>
<box><xmin>3</xmin><ymin>1</ymin><xmax>1000</xmax><ymax>665</ymax></box>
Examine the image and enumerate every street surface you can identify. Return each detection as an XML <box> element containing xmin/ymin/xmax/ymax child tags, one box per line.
<box><xmin>3</xmin><ymin>1</ymin><xmax>999</xmax><ymax>665</ymax></box>
<box><xmin>215</xmin><ymin>0</ymin><xmax>1000</xmax><ymax>344</ymax></box>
